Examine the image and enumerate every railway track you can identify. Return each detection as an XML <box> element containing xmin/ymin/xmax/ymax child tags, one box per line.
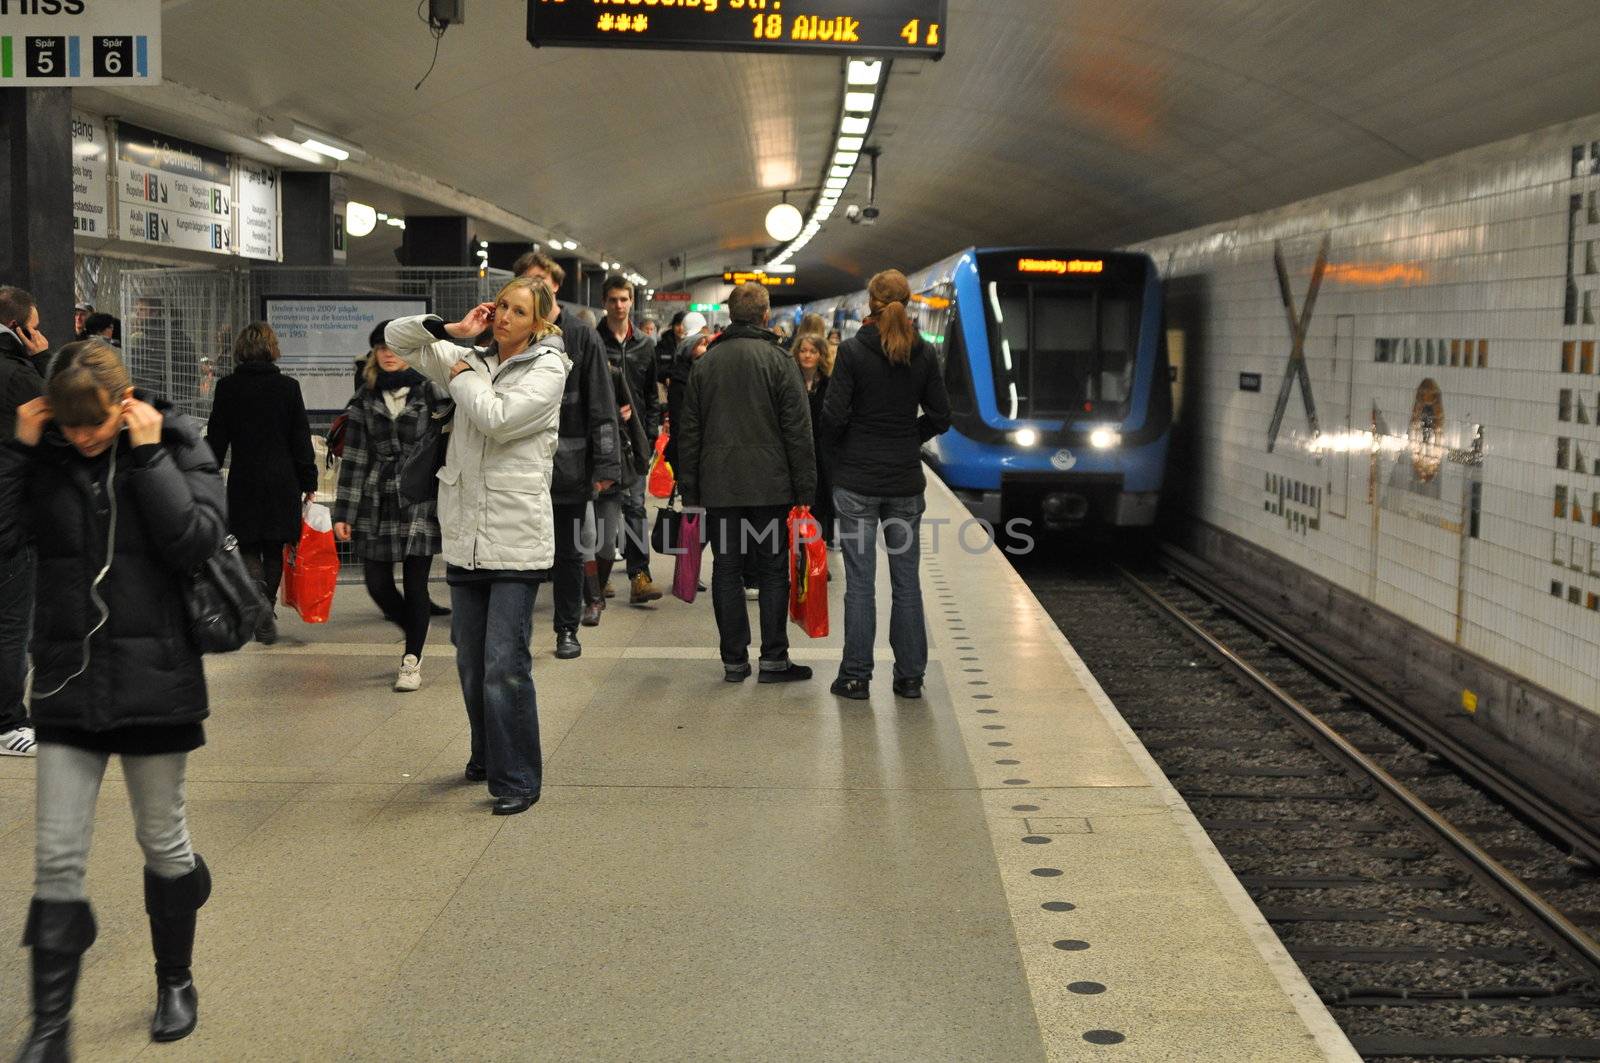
<box><xmin>1028</xmin><ymin>552</ymin><xmax>1600</xmax><ymax>1061</ymax></box>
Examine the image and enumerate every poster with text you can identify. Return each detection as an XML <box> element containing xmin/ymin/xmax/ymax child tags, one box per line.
<box><xmin>264</xmin><ymin>296</ymin><xmax>430</xmax><ymax>412</ymax></box>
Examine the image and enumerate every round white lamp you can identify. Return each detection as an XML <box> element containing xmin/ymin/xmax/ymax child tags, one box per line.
<box><xmin>765</xmin><ymin>202</ymin><xmax>804</xmax><ymax>243</ymax></box>
<box><xmin>345</xmin><ymin>201</ymin><xmax>378</xmax><ymax>238</ymax></box>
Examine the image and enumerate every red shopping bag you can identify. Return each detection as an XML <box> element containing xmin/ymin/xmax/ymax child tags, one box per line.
<box><xmin>787</xmin><ymin>506</ymin><xmax>828</xmax><ymax>638</ymax></box>
<box><xmin>282</xmin><ymin>502</ymin><xmax>340</xmax><ymax>624</ymax></box>
<box><xmin>647</xmin><ymin>431</ymin><xmax>674</xmax><ymax>498</ymax></box>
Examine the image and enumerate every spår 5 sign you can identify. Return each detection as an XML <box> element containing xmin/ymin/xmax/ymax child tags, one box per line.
<box><xmin>0</xmin><ymin>0</ymin><xmax>160</xmax><ymax>85</ymax></box>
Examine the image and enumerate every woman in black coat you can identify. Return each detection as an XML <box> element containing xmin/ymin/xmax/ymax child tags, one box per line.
<box><xmin>205</xmin><ymin>322</ymin><xmax>317</xmax><ymax>644</ymax></box>
<box><xmin>1</xmin><ymin>340</ymin><xmax>224</xmax><ymax>1054</ymax></box>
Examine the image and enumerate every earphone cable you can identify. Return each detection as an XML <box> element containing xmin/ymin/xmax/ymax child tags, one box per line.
<box><xmin>28</xmin><ymin>442</ymin><xmax>118</xmax><ymax>702</ymax></box>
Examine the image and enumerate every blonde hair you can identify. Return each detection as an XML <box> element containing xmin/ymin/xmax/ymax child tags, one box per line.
<box><xmin>868</xmin><ymin>270</ymin><xmax>916</xmax><ymax>366</ymax></box>
<box><xmin>47</xmin><ymin>339</ymin><xmax>133</xmax><ymax>427</ymax></box>
<box><xmin>494</xmin><ymin>277</ymin><xmax>561</xmax><ymax>340</ymax></box>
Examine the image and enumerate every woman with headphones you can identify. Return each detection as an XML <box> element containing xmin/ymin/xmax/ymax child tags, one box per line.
<box><xmin>1</xmin><ymin>339</ymin><xmax>225</xmax><ymax>1057</ymax></box>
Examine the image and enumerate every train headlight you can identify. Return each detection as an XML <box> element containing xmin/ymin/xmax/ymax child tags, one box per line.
<box><xmin>1011</xmin><ymin>428</ymin><xmax>1040</xmax><ymax>448</ymax></box>
<box><xmin>1089</xmin><ymin>427</ymin><xmax>1122</xmax><ymax>450</ymax></box>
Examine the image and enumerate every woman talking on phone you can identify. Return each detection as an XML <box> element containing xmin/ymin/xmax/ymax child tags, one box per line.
<box><xmin>384</xmin><ymin>278</ymin><xmax>570</xmax><ymax>816</ymax></box>
<box><xmin>0</xmin><ymin>339</ymin><xmax>226</xmax><ymax>1058</ymax></box>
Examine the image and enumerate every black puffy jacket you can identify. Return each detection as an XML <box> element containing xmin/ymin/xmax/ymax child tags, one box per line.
<box><xmin>0</xmin><ymin>398</ymin><xmax>227</xmax><ymax>730</ymax></box>
<box><xmin>0</xmin><ymin>331</ymin><xmax>45</xmax><ymax>445</ymax></box>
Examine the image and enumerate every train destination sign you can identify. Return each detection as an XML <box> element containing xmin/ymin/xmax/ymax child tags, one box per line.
<box><xmin>528</xmin><ymin>0</ymin><xmax>947</xmax><ymax>60</ymax></box>
<box><xmin>724</xmin><ymin>271</ymin><xmax>797</xmax><ymax>287</ymax></box>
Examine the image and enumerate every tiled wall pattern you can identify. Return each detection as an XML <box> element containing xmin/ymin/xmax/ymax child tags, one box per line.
<box><xmin>1132</xmin><ymin>115</ymin><xmax>1600</xmax><ymax>711</ymax></box>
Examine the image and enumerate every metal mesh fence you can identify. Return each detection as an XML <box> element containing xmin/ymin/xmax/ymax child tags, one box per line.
<box><xmin>116</xmin><ymin>265</ymin><xmax>507</xmax><ymax>581</ymax></box>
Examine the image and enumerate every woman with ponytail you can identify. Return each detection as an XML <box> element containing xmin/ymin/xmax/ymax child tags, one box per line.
<box><xmin>820</xmin><ymin>270</ymin><xmax>952</xmax><ymax>702</ymax></box>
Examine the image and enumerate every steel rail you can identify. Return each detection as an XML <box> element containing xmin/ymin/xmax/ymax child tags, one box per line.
<box><xmin>1116</xmin><ymin>565</ymin><xmax>1600</xmax><ymax>982</ymax></box>
<box><xmin>1156</xmin><ymin>543</ymin><xmax>1600</xmax><ymax>871</ymax></box>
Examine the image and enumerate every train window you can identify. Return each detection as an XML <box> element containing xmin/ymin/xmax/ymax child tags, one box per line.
<box><xmin>944</xmin><ymin>309</ymin><xmax>976</xmax><ymax>415</ymax></box>
<box><xmin>984</xmin><ymin>280</ymin><xmax>1140</xmax><ymax>420</ymax></box>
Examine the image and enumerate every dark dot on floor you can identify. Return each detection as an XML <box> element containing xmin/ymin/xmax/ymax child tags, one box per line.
<box><xmin>1043</xmin><ymin>902</ymin><xmax>1077</xmax><ymax>913</ymax></box>
<box><xmin>988</xmin><ymin>741</ymin><xmax>1012</xmax><ymax>747</ymax></box>
<box><xmin>1003</xmin><ymin>778</ymin><xmax>1031</xmax><ymax>785</ymax></box>
<box><xmin>1022</xmin><ymin>836</ymin><xmax>1050</xmax><ymax>844</ymax></box>
<box><xmin>1082</xmin><ymin>1030</ymin><xmax>1124</xmax><ymax>1045</ymax></box>
<box><xmin>1029</xmin><ymin>868</ymin><xmax>1063</xmax><ymax>877</ymax></box>
<box><xmin>1053</xmin><ymin>939</ymin><xmax>1090</xmax><ymax>951</ymax></box>
<box><xmin>1012</xmin><ymin>804</ymin><xmax>1039</xmax><ymax>811</ymax></box>
<box><xmin>1067</xmin><ymin>980</ymin><xmax>1103</xmax><ymax>994</ymax></box>
<box><xmin>995</xmin><ymin>758</ymin><xmax>1020</xmax><ymax>765</ymax></box>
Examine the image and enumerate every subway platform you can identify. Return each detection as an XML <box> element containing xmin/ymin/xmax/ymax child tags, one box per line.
<box><xmin>0</xmin><ymin>480</ymin><xmax>1357</xmax><ymax>1062</ymax></box>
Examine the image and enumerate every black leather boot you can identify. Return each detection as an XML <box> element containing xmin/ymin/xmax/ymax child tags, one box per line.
<box><xmin>17</xmin><ymin>898</ymin><xmax>97</xmax><ymax>1063</ymax></box>
<box><xmin>144</xmin><ymin>855</ymin><xmax>211</xmax><ymax>1043</ymax></box>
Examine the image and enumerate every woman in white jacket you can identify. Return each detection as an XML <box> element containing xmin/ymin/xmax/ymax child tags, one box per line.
<box><xmin>385</xmin><ymin>278</ymin><xmax>570</xmax><ymax>815</ymax></box>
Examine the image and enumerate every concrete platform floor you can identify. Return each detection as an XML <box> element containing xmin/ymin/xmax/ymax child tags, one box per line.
<box><xmin>0</xmin><ymin>480</ymin><xmax>1358</xmax><ymax>1061</ymax></box>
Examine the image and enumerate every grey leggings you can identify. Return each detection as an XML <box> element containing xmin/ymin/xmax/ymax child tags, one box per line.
<box><xmin>35</xmin><ymin>744</ymin><xmax>196</xmax><ymax>901</ymax></box>
<box><xmin>580</xmin><ymin>497</ymin><xmax>623</xmax><ymax>564</ymax></box>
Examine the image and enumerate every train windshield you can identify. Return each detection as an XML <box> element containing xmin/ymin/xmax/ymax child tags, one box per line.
<box><xmin>981</xmin><ymin>270</ymin><xmax>1141</xmax><ymax>421</ymax></box>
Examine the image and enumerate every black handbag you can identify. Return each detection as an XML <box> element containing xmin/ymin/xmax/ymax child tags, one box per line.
<box><xmin>651</xmin><ymin>505</ymin><xmax>682</xmax><ymax>554</ymax></box>
<box><xmin>399</xmin><ymin>432</ymin><xmax>448</xmax><ymax>507</ymax></box>
<box><xmin>183</xmin><ymin>534</ymin><xmax>270</xmax><ymax>653</ymax></box>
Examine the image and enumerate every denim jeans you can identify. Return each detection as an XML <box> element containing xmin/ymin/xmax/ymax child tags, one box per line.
<box><xmin>35</xmin><ymin>744</ymin><xmax>195</xmax><ymax>901</ymax></box>
<box><xmin>0</xmin><ymin>547</ymin><xmax>33</xmax><ymax>731</ymax></box>
<box><xmin>706</xmin><ymin>506</ymin><xmax>791</xmax><ymax>670</ymax></box>
<box><xmin>833</xmin><ymin>488</ymin><xmax>928</xmax><ymax>682</ymax></box>
<box><xmin>450</xmin><ymin>580</ymin><xmax>542</xmax><ymax>799</ymax></box>
<box><xmin>620</xmin><ymin>477</ymin><xmax>650</xmax><ymax>579</ymax></box>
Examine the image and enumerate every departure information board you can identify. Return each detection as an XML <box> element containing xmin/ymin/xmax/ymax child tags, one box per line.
<box><xmin>528</xmin><ymin>0</ymin><xmax>947</xmax><ymax>59</ymax></box>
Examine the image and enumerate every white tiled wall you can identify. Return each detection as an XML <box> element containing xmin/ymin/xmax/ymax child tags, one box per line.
<box><xmin>1133</xmin><ymin>115</ymin><xmax>1600</xmax><ymax>712</ymax></box>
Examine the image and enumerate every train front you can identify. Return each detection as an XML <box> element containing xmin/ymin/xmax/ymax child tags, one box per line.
<box><xmin>921</xmin><ymin>248</ymin><xmax>1172</xmax><ymax>529</ymax></box>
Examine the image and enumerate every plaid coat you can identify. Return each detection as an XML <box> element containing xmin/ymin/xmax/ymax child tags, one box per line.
<box><xmin>332</xmin><ymin>382</ymin><xmax>452</xmax><ymax>562</ymax></box>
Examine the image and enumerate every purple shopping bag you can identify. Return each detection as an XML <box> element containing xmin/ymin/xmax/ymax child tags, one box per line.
<box><xmin>672</xmin><ymin>511</ymin><xmax>702</xmax><ymax>604</ymax></box>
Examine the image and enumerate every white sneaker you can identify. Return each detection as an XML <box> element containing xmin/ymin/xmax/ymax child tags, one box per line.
<box><xmin>394</xmin><ymin>655</ymin><xmax>422</xmax><ymax>692</ymax></box>
<box><xmin>0</xmin><ymin>726</ymin><xmax>37</xmax><ymax>757</ymax></box>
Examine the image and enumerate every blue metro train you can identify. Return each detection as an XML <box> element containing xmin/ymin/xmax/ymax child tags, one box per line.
<box><xmin>790</xmin><ymin>247</ymin><xmax>1172</xmax><ymax>528</ymax></box>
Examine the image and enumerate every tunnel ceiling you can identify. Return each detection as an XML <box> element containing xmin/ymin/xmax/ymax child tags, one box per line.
<box><xmin>129</xmin><ymin>0</ymin><xmax>1600</xmax><ymax>299</ymax></box>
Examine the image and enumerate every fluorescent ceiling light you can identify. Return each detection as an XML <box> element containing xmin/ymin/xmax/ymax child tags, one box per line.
<box><xmin>834</xmin><ymin>152</ymin><xmax>859</xmax><ymax>167</ymax></box>
<box><xmin>842</xmin><ymin>92</ymin><xmax>876</xmax><ymax>114</ymax></box>
<box><xmin>300</xmin><ymin>138</ymin><xmax>350</xmax><ymax>162</ymax></box>
<box><xmin>764</xmin><ymin>264</ymin><xmax>796</xmax><ymax>274</ymax></box>
<box><xmin>345</xmin><ymin>201</ymin><xmax>377</xmax><ymax>238</ymax></box>
<box><xmin>840</xmin><ymin>115</ymin><xmax>870</xmax><ymax>136</ymax></box>
<box><xmin>479</xmin><ymin>240</ymin><xmax>489</xmax><ymax>249</ymax></box>
<box><xmin>847</xmin><ymin>60</ymin><xmax>882</xmax><ymax>86</ymax></box>
<box><xmin>259</xmin><ymin>135</ymin><xmax>325</xmax><ymax>164</ymax></box>
<box><xmin>825</xmin><ymin>177</ymin><xmax>848</xmax><ymax>190</ymax></box>
<box><xmin>386</xmin><ymin>217</ymin><xmax>406</xmax><ymax>229</ymax></box>
<box><xmin>837</xmin><ymin>136</ymin><xmax>864</xmax><ymax>152</ymax></box>
<box><xmin>830</xmin><ymin>165</ymin><xmax>852</xmax><ymax>179</ymax></box>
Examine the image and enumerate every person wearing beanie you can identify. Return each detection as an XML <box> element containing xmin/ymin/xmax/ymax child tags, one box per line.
<box><xmin>332</xmin><ymin>321</ymin><xmax>454</xmax><ymax>692</ymax></box>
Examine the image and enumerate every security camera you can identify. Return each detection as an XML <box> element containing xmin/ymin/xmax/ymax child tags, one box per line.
<box><xmin>861</xmin><ymin>204</ymin><xmax>880</xmax><ymax>225</ymax></box>
<box><xmin>845</xmin><ymin>204</ymin><xmax>862</xmax><ymax>224</ymax></box>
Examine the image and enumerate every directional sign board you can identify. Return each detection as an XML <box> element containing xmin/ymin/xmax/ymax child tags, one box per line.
<box><xmin>234</xmin><ymin>160</ymin><xmax>280</xmax><ymax>261</ymax></box>
<box><xmin>0</xmin><ymin>0</ymin><xmax>160</xmax><ymax>85</ymax></box>
<box><xmin>528</xmin><ymin>0</ymin><xmax>946</xmax><ymax>59</ymax></box>
<box><xmin>71</xmin><ymin>110</ymin><xmax>110</xmax><ymax>238</ymax></box>
<box><xmin>116</xmin><ymin>122</ymin><xmax>232</xmax><ymax>255</ymax></box>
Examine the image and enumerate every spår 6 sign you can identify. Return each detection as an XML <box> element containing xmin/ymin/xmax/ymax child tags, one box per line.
<box><xmin>0</xmin><ymin>0</ymin><xmax>160</xmax><ymax>85</ymax></box>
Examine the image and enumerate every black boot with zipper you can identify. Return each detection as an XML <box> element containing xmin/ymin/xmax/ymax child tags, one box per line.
<box><xmin>16</xmin><ymin>898</ymin><xmax>97</xmax><ymax>1063</ymax></box>
<box><xmin>144</xmin><ymin>855</ymin><xmax>211</xmax><ymax>1043</ymax></box>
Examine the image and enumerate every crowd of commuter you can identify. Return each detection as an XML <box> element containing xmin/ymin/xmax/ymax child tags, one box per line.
<box><xmin>0</xmin><ymin>266</ymin><xmax>951</xmax><ymax>1055</ymax></box>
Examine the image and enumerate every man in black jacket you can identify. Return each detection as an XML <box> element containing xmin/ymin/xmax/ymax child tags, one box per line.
<box><xmin>516</xmin><ymin>252</ymin><xmax>623</xmax><ymax>659</ymax></box>
<box><xmin>0</xmin><ymin>285</ymin><xmax>49</xmax><ymax>756</ymax></box>
<box><xmin>679</xmin><ymin>282</ymin><xmax>815</xmax><ymax>684</ymax></box>
<box><xmin>656</xmin><ymin>311</ymin><xmax>686</xmax><ymax>383</ymax></box>
<box><xmin>598</xmin><ymin>275</ymin><xmax>665</xmax><ymax>605</ymax></box>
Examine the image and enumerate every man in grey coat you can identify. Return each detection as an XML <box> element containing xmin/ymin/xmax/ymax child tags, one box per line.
<box><xmin>679</xmin><ymin>282</ymin><xmax>816</xmax><ymax>683</ymax></box>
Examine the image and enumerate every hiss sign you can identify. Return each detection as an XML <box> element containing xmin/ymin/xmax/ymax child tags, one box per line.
<box><xmin>0</xmin><ymin>0</ymin><xmax>161</xmax><ymax>86</ymax></box>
